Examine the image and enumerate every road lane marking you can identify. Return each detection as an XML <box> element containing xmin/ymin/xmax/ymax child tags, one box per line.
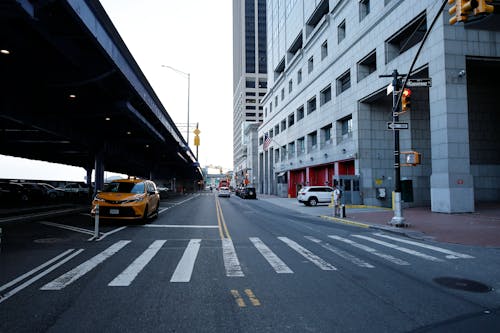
<box><xmin>328</xmin><ymin>235</ymin><xmax>410</xmax><ymax>266</ymax></box>
<box><xmin>40</xmin><ymin>221</ymin><xmax>95</xmax><ymax>236</ymax></box>
<box><xmin>231</xmin><ymin>289</ymin><xmax>246</xmax><ymax>307</ymax></box>
<box><xmin>278</xmin><ymin>237</ymin><xmax>336</xmax><ymax>271</ymax></box>
<box><xmin>41</xmin><ymin>240</ymin><xmax>130</xmax><ymax>290</ymax></box>
<box><xmin>222</xmin><ymin>239</ymin><xmax>244</xmax><ymax>277</ymax></box>
<box><xmin>142</xmin><ymin>225</ymin><xmax>219</xmax><ymax>228</ymax></box>
<box><xmin>1</xmin><ymin>249</ymin><xmax>83</xmax><ymax>304</ymax></box>
<box><xmin>352</xmin><ymin>235</ymin><xmax>443</xmax><ymax>262</ymax></box>
<box><xmin>305</xmin><ymin>236</ymin><xmax>374</xmax><ymax>268</ymax></box>
<box><xmin>170</xmin><ymin>239</ymin><xmax>201</xmax><ymax>283</ymax></box>
<box><xmin>108</xmin><ymin>240</ymin><xmax>166</xmax><ymax>286</ymax></box>
<box><xmin>244</xmin><ymin>289</ymin><xmax>261</xmax><ymax>306</ymax></box>
<box><xmin>98</xmin><ymin>226</ymin><xmax>128</xmax><ymax>241</ymax></box>
<box><xmin>0</xmin><ymin>249</ymin><xmax>77</xmax><ymax>294</ymax></box>
<box><xmin>249</xmin><ymin>237</ymin><xmax>293</xmax><ymax>274</ymax></box>
<box><xmin>215</xmin><ymin>196</ymin><xmax>231</xmax><ymax>239</ymax></box>
<box><xmin>372</xmin><ymin>233</ymin><xmax>474</xmax><ymax>259</ymax></box>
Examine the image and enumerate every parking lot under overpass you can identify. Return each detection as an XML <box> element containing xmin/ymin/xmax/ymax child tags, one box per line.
<box><xmin>0</xmin><ymin>0</ymin><xmax>202</xmax><ymax>191</ymax></box>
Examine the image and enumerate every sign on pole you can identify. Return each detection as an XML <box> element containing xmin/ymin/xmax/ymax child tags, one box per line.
<box><xmin>407</xmin><ymin>78</ymin><xmax>432</xmax><ymax>87</ymax></box>
<box><xmin>387</xmin><ymin>122</ymin><xmax>409</xmax><ymax>130</ymax></box>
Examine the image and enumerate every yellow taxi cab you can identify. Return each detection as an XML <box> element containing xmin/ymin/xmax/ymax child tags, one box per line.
<box><xmin>91</xmin><ymin>178</ymin><xmax>160</xmax><ymax>223</ymax></box>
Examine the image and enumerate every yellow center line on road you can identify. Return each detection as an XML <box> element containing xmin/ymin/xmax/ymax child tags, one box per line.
<box><xmin>215</xmin><ymin>196</ymin><xmax>231</xmax><ymax>240</ymax></box>
<box><xmin>244</xmin><ymin>289</ymin><xmax>261</xmax><ymax>306</ymax></box>
<box><xmin>230</xmin><ymin>289</ymin><xmax>246</xmax><ymax>308</ymax></box>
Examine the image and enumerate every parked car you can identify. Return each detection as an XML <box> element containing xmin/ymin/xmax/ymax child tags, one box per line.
<box><xmin>297</xmin><ymin>186</ymin><xmax>334</xmax><ymax>206</ymax></box>
<box><xmin>241</xmin><ymin>187</ymin><xmax>257</xmax><ymax>199</ymax></box>
<box><xmin>91</xmin><ymin>178</ymin><xmax>160</xmax><ymax>223</ymax></box>
<box><xmin>39</xmin><ymin>183</ymin><xmax>65</xmax><ymax>200</ymax></box>
<box><xmin>16</xmin><ymin>183</ymin><xmax>47</xmax><ymax>202</ymax></box>
<box><xmin>0</xmin><ymin>182</ymin><xmax>30</xmax><ymax>205</ymax></box>
<box><xmin>218</xmin><ymin>186</ymin><xmax>231</xmax><ymax>198</ymax></box>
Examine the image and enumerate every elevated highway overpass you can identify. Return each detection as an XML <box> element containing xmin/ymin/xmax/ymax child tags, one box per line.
<box><xmin>0</xmin><ymin>0</ymin><xmax>202</xmax><ymax>190</ymax></box>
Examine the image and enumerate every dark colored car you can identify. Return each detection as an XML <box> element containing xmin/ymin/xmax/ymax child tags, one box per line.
<box><xmin>0</xmin><ymin>182</ymin><xmax>30</xmax><ymax>206</ymax></box>
<box><xmin>241</xmin><ymin>187</ymin><xmax>257</xmax><ymax>199</ymax></box>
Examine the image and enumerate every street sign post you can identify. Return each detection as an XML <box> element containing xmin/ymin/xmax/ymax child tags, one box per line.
<box><xmin>387</xmin><ymin>122</ymin><xmax>409</xmax><ymax>130</ymax></box>
<box><xmin>407</xmin><ymin>78</ymin><xmax>432</xmax><ymax>87</ymax></box>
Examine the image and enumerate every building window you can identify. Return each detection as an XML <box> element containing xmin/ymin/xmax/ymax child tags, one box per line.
<box><xmin>246</xmin><ymin>79</ymin><xmax>256</xmax><ymax>88</ymax></box>
<box><xmin>359</xmin><ymin>0</ymin><xmax>370</xmax><ymax>22</ymax></box>
<box><xmin>308</xmin><ymin>56</ymin><xmax>314</xmax><ymax>73</ymax></box>
<box><xmin>275</xmin><ymin>124</ymin><xmax>280</xmax><ymax>135</ymax></box>
<box><xmin>336</xmin><ymin>70</ymin><xmax>351</xmax><ymax>95</ymax></box>
<box><xmin>288</xmin><ymin>79</ymin><xmax>293</xmax><ymax>93</ymax></box>
<box><xmin>321</xmin><ymin>124</ymin><xmax>332</xmax><ymax>146</ymax></box>
<box><xmin>281</xmin><ymin>145</ymin><xmax>286</xmax><ymax>161</ymax></box>
<box><xmin>297</xmin><ymin>69</ymin><xmax>302</xmax><ymax>84</ymax></box>
<box><xmin>308</xmin><ymin>131</ymin><xmax>318</xmax><ymax>152</ymax></box>
<box><xmin>274</xmin><ymin>57</ymin><xmax>285</xmax><ymax>80</ymax></box>
<box><xmin>264</xmin><ymin>107</ymin><xmax>267</xmax><ymax>117</ymax></box>
<box><xmin>258</xmin><ymin>80</ymin><xmax>267</xmax><ymax>89</ymax></box>
<box><xmin>288</xmin><ymin>113</ymin><xmax>295</xmax><ymax>127</ymax></box>
<box><xmin>281</xmin><ymin>88</ymin><xmax>285</xmax><ymax>101</ymax></box>
<box><xmin>288</xmin><ymin>142</ymin><xmax>295</xmax><ymax>158</ymax></box>
<box><xmin>297</xmin><ymin>137</ymin><xmax>305</xmax><ymax>155</ymax></box>
<box><xmin>320</xmin><ymin>85</ymin><xmax>332</xmax><ymax>106</ymax></box>
<box><xmin>246</xmin><ymin>92</ymin><xmax>256</xmax><ymax>96</ymax></box>
<box><xmin>338</xmin><ymin>20</ymin><xmax>346</xmax><ymax>43</ymax></box>
<box><xmin>321</xmin><ymin>40</ymin><xmax>328</xmax><ymax>60</ymax></box>
<box><xmin>307</xmin><ymin>96</ymin><xmax>317</xmax><ymax>114</ymax></box>
<box><xmin>357</xmin><ymin>50</ymin><xmax>377</xmax><ymax>82</ymax></box>
<box><xmin>297</xmin><ymin>105</ymin><xmax>305</xmax><ymax>121</ymax></box>
<box><xmin>340</xmin><ymin>115</ymin><xmax>353</xmax><ymax>141</ymax></box>
<box><xmin>275</xmin><ymin>96</ymin><xmax>278</xmax><ymax>107</ymax></box>
<box><xmin>269</xmin><ymin>129</ymin><xmax>274</xmax><ymax>138</ymax></box>
<box><xmin>281</xmin><ymin>119</ymin><xmax>287</xmax><ymax>132</ymax></box>
<box><xmin>386</xmin><ymin>12</ymin><xmax>427</xmax><ymax>64</ymax></box>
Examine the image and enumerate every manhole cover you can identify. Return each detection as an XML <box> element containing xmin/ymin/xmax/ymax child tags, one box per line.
<box><xmin>434</xmin><ymin>277</ymin><xmax>492</xmax><ymax>293</ymax></box>
<box><xmin>34</xmin><ymin>238</ymin><xmax>64</xmax><ymax>244</ymax></box>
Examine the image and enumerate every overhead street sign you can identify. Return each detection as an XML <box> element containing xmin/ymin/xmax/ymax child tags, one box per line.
<box><xmin>387</xmin><ymin>122</ymin><xmax>409</xmax><ymax>130</ymax></box>
<box><xmin>407</xmin><ymin>78</ymin><xmax>432</xmax><ymax>87</ymax></box>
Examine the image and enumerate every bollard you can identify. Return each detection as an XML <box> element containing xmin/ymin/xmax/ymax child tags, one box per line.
<box><xmin>340</xmin><ymin>204</ymin><xmax>346</xmax><ymax>218</ymax></box>
<box><xmin>94</xmin><ymin>204</ymin><xmax>100</xmax><ymax>240</ymax></box>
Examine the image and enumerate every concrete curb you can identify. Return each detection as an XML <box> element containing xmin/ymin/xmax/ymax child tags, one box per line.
<box><xmin>319</xmin><ymin>215</ymin><xmax>434</xmax><ymax>241</ymax></box>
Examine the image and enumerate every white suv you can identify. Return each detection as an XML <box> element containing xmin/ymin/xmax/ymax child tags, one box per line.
<box><xmin>297</xmin><ymin>186</ymin><xmax>333</xmax><ymax>206</ymax></box>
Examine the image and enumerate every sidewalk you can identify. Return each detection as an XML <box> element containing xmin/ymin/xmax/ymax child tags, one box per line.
<box><xmin>258</xmin><ymin>194</ymin><xmax>500</xmax><ymax>248</ymax></box>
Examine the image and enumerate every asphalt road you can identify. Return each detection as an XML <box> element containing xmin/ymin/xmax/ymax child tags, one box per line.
<box><xmin>1</xmin><ymin>192</ymin><xmax>499</xmax><ymax>332</ymax></box>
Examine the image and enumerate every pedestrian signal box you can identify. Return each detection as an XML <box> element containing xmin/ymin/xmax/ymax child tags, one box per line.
<box><xmin>401</xmin><ymin>151</ymin><xmax>421</xmax><ymax>166</ymax></box>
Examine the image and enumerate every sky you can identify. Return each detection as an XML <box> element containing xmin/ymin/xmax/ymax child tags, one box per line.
<box><xmin>1</xmin><ymin>0</ymin><xmax>234</xmax><ymax>182</ymax></box>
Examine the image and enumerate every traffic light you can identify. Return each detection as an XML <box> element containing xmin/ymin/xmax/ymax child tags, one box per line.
<box><xmin>475</xmin><ymin>0</ymin><xmax>494</xmax><ymax>15</ymax></box>
<box><xmin>401</xmin><ymin>88</ymin><xmax>411</xmax><ymax>112</ymax></box>
<box><xmin>448</xmin><ymin>0</ymin><xmax>472</xmax><ymax>25</ymax></box>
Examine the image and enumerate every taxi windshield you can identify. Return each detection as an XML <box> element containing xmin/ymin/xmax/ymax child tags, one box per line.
<box><xmin>104</xmin><ymin>182</ymin><xmax>145</xmax><ymax>194</ymax></box>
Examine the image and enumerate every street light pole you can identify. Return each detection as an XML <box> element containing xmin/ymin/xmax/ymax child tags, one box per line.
<box><xmin>161</xmin><ymin>65</ymin><xmax>190</xmax><ymax>147</ymax></box>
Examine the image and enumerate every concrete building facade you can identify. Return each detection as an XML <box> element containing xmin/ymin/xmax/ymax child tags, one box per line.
<box><xmin>233</xmin><ymin>0</ymin><xmax>268</xmax><ymax>186</ymax></box>
<box><xmin>258</xmin><ymin>0</ymin><xmax>500</xmax><ymax>213</ymax></box>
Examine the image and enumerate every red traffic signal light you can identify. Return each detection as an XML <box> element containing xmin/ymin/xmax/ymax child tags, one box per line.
<box><xmin>401</xmin><ymin>88</ymin><xmax>412</xmax><ymax>112</ymax></box>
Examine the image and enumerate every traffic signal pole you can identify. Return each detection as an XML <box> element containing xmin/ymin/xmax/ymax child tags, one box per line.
<box><xmin>390</xmin><ymin>70</ymin><xmax>405</xmax><ymax>226</ymax></box>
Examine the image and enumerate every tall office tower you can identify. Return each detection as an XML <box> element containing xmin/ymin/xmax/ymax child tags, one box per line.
<box><xmin>258</xmin><ymin>0</ymin><xmax>500</xmax><ymax>213</ymax></box>
<box><xmin>232</xmin><ymin>0</ymin><xmax>267</xmax><ymax>187</ymax></box>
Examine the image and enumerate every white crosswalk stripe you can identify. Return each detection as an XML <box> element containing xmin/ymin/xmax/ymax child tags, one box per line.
<box><xmin>328</xmin><ymin>235</ymin><xmax>410</xmax><ymax>265</ymax></box>
<box><xmin>278</xmin><ymin>237</ymin><xmax>337</xmax><ymax>271</ymax></box>
<box><xmin>250</xmin><ymin>237</ymin><xmax>293</xmax><ymax>274</ymax></box>
<box><xmin>41</xmin><ymin>240</ymin><xmax>131</xmax><ymax>290</ymax></box>
<box><xmin>30</xmin><ymin>234</ymin><xmax>476</xmax><ymax>291</ymax></box>
<box><xmin>171</xmin><ymin>239</ymin><xmax>202</xmax><ymax>282</ymax></box>
<box><xmin>109</xmin><ymin>240</ymin><xmax>166</xmax><ymax>287</ymax></box>
<box><xmin>305</xmin><ymin>236</ymin><xmax>374</xmax><ymax>268</ymax></box>
<box><xmin>352</xmin><ymin>235</ymin><xmax>443</xmax><ymax>262</ymax></box>
<box><xmin>372</xmin><ymin>233</ymin><xmax>474</xmax><ymax>259</ymax></box>
<box><xmin>222</xmin><ymin>239</ymin><xmax>245</xmax><ymax>277</ymax></box>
